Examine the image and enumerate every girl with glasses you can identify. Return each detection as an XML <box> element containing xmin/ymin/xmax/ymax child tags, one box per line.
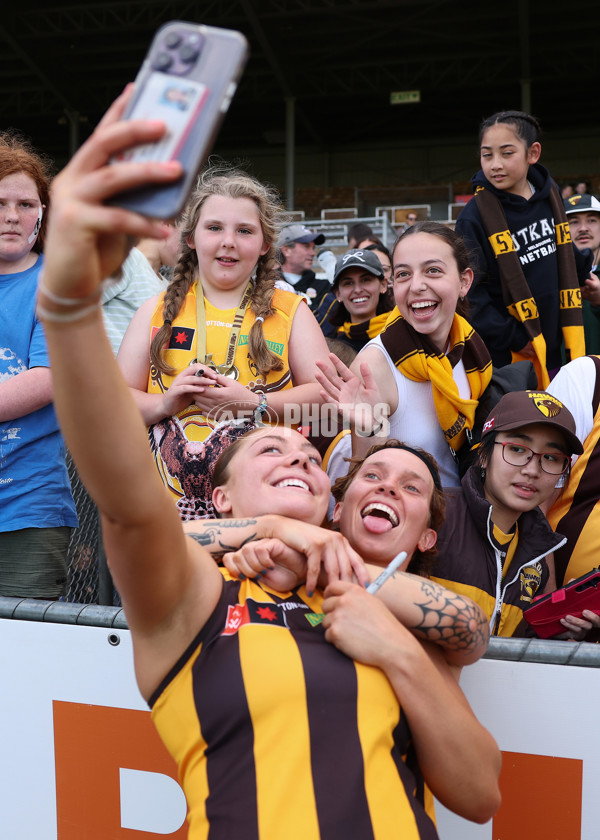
<box><xmin>430</xmin><ymin>390</ymin><xmax>587</xmax><ymax>637</ymax></box>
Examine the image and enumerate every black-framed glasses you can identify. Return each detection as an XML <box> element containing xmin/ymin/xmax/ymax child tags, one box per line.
<box><xmin>494</xmin><ymin>442</ymin><xmax>570</xmax><ymax>475</ymax></box>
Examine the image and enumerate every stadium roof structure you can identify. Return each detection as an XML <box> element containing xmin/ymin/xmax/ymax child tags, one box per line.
<box><xmin>2</xmin><ymin>0</ymin><xmax>599</xmax><ymax>166</ymax></box>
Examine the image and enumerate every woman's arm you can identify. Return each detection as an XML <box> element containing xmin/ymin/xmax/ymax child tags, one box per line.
<box><xmin>369</xmin><ymin>568</ymin><xmax>490</xmax><ymax>666</ymax></box>
<box><xmin>39</xmin><ymin>91</ymin><xmax>224</xmax><ymax>700</ymax></box>
<box><xmin>322</xmin><ymin>581</ymin><xmax>501</xmax><ymax>824</ymax></box>
<box><xmin>117</xmin><ymin>296</ymin><xmax>212</xmax><ymax>424</ymax></box>
<box><xmin>188</xmin><ymin>515</ymin><xmax>489</xmax><ymax>665</ymax></box>
<box><xmin>184</xmin><ymin>514</ymin><xmax>369</xmax><ymax>593</ymax></box>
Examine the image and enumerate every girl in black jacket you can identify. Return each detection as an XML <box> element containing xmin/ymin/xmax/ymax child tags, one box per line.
<box><xmin>456</xmin><ymin>110</ymin><xmax>591</xmax><ymax>386</ymax></box>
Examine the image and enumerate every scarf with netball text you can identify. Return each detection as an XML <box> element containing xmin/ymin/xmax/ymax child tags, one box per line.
<box><xmin>380</xmin><ymin>311</ymin><xmax>492</xmax><ymax>451</ymax></box>
<box><xmin>474</xmin><ymin>184</ymin><xmax>584</xmax><ymax>388</ymax></box>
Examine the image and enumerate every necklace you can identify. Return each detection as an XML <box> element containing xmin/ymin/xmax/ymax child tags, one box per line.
<box><xmin>194</xmin><ymin>279</ymin><xmax>254</xmax><ymax>375</ymax></box>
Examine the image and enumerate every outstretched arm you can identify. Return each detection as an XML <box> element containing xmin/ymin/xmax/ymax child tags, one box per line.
<box><xmin>38</xmin><ymin>90</ymin><xmax>223</xmax><ymax>700</ymax></box>
<box><xmin>322</xmin><ymin>581</ymin><xmax>501</xmax><ymax>823</ymax></box>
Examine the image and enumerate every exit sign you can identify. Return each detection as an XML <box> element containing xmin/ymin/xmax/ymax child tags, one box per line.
<box><xmin>390</xmin><ymin>90</ymin><xmax>421</xmax><ymax>105</ymax></box>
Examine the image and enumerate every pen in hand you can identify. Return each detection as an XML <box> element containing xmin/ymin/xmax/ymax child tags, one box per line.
<box><xmin>366</xmin><ymin>552</ymin><xmax>407</xmax><ymax>594</ymax></box>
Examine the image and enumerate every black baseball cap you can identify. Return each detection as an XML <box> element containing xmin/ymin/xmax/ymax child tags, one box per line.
<box><xmin>564</xmin><ymin>194</ymin><xmax>600</xmax><ymax>215</ymax></box>
<box><xmin>333</xmin><ymin>249</ymin><xmax>384</xmax><ymax>287</ymax></box>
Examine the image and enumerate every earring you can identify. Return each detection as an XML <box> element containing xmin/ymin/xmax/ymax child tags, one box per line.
<box><xmin>480</xmin><ymin>466</ymin><xmax>486</xmax><ymax>481</ymax></box>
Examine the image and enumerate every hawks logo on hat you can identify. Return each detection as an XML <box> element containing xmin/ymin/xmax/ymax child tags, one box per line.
<box><xmin>530</xmin><ymin>392</ymin><xmax>562</xmax><ymax>418</ymax></box>
<box><xmin>568</xmin><ymin>195</ymin><xmax>582</xmax><ymax>206</ymax></box>
<box><xmin>482</xmin><ymin>418</ymin><xmax>495</xmax><ymax>433</ymax></box>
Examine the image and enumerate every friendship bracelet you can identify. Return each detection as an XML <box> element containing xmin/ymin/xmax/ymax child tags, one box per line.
<box><xmin>37</xmin><ymin>276</ymin><xmax>104</xmax><ymax>307</ymax></box>
<box><xmin>36</xmin><ymin>301</ymin><xmax>102</xmax><ymax>324</ymax></box>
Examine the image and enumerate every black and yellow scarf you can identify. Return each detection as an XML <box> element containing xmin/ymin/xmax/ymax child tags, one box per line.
<box><xmin>380</xmin><ymin>311</ymin><xmax>492</xmax><ymax>452</ymax></box>
<box><xmin>475</xmin><ymin>184</ymin><xmax>584</xmax><ymax>388</ymax></box>
<box><xmin>336</xmin><ymin>312</ymin><xmax>390</xmax><ymax>352</ymax></box>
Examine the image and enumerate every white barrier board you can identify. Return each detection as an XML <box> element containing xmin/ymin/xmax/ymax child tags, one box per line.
<box><xmin>1</xmin><ymin>617</ymin><xmax>598</xmax><ymax>839</ymax></box>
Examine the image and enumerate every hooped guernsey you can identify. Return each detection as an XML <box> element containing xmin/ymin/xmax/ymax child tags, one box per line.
<box><xmin>149</xmin><ymin>569</ymin><xmax>439</xmax><ymax>840</ymax></box>
<box><xmin>431</xmin><ymin>466</ymin><xmax>564</xmax><ymax>637</ymax></box>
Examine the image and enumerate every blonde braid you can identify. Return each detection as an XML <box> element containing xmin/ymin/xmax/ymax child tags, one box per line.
<box><xmin>248</xmin><ymin>251</ymin><xmax>284</xmax><ymax>376</ymax></box>
<box><xmin>149</xmin><ymin>248</ymin><xmax>197</xmax><ymax>376</ymax></box>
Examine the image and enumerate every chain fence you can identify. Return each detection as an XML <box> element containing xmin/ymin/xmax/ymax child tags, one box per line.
<box><xmin>64</xmin><ymin>453</ymin><xmax>119</xmax><ymax>607</ymax></box>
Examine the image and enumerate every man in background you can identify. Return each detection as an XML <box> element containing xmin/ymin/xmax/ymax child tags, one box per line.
<box><xmin>564</xmin><ymin>193</ymin><xmax>600</xmax><ymax>353</ymax></box>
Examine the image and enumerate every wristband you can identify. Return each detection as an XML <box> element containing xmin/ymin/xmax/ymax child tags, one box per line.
<box><xmin>254</xmin><ymin>393</ymin><xmax>268</xmax><ymax>424</ymax></box>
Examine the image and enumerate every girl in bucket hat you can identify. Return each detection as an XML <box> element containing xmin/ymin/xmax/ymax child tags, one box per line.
<box><xmin>429</xmin><ymin>389</ymin><xmax>597</xmax><ymax>638</ymax></box>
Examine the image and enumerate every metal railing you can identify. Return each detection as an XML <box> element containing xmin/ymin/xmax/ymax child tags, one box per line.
<box><xmin>1</xmin><ymin>594</ymin><xmax>598</xmax><ymax>668</ymax></box>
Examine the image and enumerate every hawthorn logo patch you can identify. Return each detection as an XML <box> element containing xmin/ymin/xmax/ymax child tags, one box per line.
<box><xmin>530</xmin><ymin>392</ymin><xmax>562</xmax><ymax>418</ymax></box>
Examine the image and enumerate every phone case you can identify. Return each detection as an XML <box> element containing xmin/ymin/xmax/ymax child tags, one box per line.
<box><xmin>523</xmin><ymin>567</ymin><xmax>600</xmax><ymax>638</ymax></box>
<box><xmin>108</xmin><ymin>20</ymin><xmax>249</xmax><ymax>219</ymax></box>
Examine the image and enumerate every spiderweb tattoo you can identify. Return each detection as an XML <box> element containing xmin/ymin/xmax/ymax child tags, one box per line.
<box><xmin>409</xmin><ymin>579</ymin><xmax>488</xmax><ymax>655</ymax></box>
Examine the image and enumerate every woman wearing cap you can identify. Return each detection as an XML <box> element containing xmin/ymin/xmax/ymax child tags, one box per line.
<box><xmin>328</xmin><ymin>248</ymin><xmax>394</xmax><ymax>353</ymax></box>
<box><xmin>430</xmin><ymin>390</ymin><xmax>588</xmax><ymax>637</ymax></box>
<box><xmin>316</xmin><ymin>222</ymin><xmax>492</xmax><ymax>490</ymax></box>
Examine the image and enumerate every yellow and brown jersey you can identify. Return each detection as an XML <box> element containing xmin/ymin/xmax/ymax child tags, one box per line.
<box><xmin>150</xmin><ymin>571</ymin><xmax>439</xmax><ymax>840</ymax></box>
<box><xmin>147</xmin><ymin>285</ymin><xmax>302</xmax><ymax>515</ymax></box>
<box><xmin>547</xmin><ymin>356</ymin><xmax>600</xmax><ymax>586</ymax></box>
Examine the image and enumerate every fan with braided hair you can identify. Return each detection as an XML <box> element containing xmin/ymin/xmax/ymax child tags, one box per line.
<box><xmin>118</xmin><ymin>161</ymin><xmax>330</xmax><ymax>519</ymax></box>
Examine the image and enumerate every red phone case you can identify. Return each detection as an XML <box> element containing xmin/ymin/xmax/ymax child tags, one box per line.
<box><xmin>524</xmin><ymin>567</ymin><xmax>600</xmax><ymax>638</ymax></box>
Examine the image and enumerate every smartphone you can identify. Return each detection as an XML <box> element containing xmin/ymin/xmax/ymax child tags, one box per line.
<box><xmin>524</xmin><ymin>566</ymin><xmax>600</xmax><ymax>638</ymax></box>
<box><xmin>108</xmin><ymin>20</ymin><xmax>249</xmax><ymax>219</ymax></box>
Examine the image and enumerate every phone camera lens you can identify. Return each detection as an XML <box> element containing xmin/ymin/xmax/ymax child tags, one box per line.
<box><xmin>180</xmin><ymin>43</ymin><xmax>201</xmax><ymax>63</ymax></box>
<box><xmin>165</xmin><ymin>32</ymin><xmax>182</xmax><ymax>49</ymax></box>
<box><xmin>154</xmin><ymin>52</ymin><xmax>173</xmax><ymax>71</ymax></box>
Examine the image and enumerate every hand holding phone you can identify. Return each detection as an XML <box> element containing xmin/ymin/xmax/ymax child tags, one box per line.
<box><xmin>524</xmin><ymin>567</ymin><xmax>600</xmax><ymax>638</ymax></box>
<box><xmin>108</xmin><ymin>20</ymin><xmax>249</xmax><ymax>219</ymax></box>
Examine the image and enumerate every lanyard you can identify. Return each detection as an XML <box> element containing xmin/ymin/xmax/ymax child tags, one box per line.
<box><xmin>194</xmin><ymin>279</ymin><xmax>254</xmax><ymax>375</ymax></box>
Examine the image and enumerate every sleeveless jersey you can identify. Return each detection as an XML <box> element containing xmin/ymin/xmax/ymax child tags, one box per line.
<box><xmin>150</xmin><ymin>570</ymin><xmax>439</xmax><ymax>840</ymax></box>
<box><xmin>147</xmin><ymin>285</ymin><xmax>302</xmax><ymax>516</ymax></box>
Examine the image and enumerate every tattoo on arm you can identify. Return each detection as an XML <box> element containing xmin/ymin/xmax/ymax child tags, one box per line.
<box><xmin>404</xmin><ymin>576</ymin><xmax>489</xmax><ymax>656</ymax></box>
<box><xmin>187</xmin><ymin>528</ymin><xmax>259</xmax><ymax>561</ymax></box>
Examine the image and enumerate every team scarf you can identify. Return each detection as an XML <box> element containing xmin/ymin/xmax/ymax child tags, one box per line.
<box><xmin>336</xmin><ymin>311</ymin><xmax>390</xmax><ymax>351</ymax></box>
<box><xmin>474</xmin><ymin>183</ymin><xmax>584</xmax><ymax>388</ymax></box>
<box><xmin>380</xmin><ymin>310</ymin><xmax>492</xmax><ymax>452</ymax></box>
